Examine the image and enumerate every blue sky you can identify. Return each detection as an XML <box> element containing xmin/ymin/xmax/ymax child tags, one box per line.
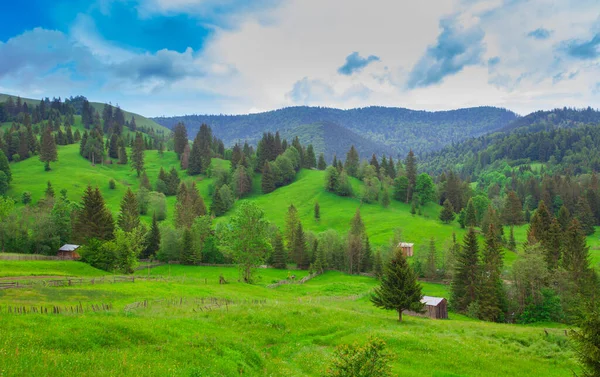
<box><xmin>1</xmin><ymin>0</ymin><xmax>599</xmax><ymax>116</ymax></box>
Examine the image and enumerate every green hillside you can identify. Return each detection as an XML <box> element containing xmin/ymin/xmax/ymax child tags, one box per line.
<box><xmin>0</xmin><ymin>93</ymin><xmax>169</xmax><ymax>134</ymax></box>
<box><xmin>0</xmin><ymin>262</ymin><xmax>576</xmax><ymax>376</ymax></box>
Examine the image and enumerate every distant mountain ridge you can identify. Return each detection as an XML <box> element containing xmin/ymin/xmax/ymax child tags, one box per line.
<box><xmin>153</xmin><ymin>105</ymin><xmax>518</xmax><ymax>159</ymax></box>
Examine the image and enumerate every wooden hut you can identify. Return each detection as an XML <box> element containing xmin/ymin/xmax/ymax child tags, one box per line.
<box><xmin>421</xmin><ymin>296</ymin><xmax>448</xmax><ymax>319</ymax></box>
<box><xmin>57</xmin><ymin>244</ymin><xmax>81</xmax><ymax>260</ymax></box>
<box><xmin>398</xmin><ymin>242</ymin><xmax>414</xmax><ymax>257</ymax></box>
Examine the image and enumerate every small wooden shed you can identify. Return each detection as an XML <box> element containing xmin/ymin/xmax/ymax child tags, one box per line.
<box><xmin>398</xmin><ymin>242</ymin><xmax>414</xmax><ymax>257</ymax></box>
<box><xmin>58</xmin><ymin>244</ymin><xmax>81</xmax><ymax>260</ymax></box>
<box><xmin>421</xmin><ymin>296</ymin><xmax>448</xmax><ymax>319</ymax></box>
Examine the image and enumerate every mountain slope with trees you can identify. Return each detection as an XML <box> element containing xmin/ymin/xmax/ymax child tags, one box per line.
<box><xmin>153</xmin><ymin>106</ymin><xmax>518</xmax><ymax>158</ymax></box>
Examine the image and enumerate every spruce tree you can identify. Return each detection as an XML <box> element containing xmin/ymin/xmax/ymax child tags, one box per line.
<box><xmin>118</xmin><ymin>188</ymin><xmax>140</xmax><ymax>232</ymax></box>
<box><xmin>503</xmin><ymin>191</ymin><xmax>523</xmax><ymax>225</ymax></box>
<box><xmin>344</xmin><ymin>145</ymin><xmax>360</xmax><ymax>177</ymax></box>
<box><xmin>425</xmin><ymin>238</ymin><xmax>437</xmax><ymax>279</ymax></box>
<box><xmin>370</xmin><ymin>248</ymin><xmax>424</xmax><ymax>321</ymax></box>
<box><xmin>109</xmin><ymin>134</ymin><xmax>119</xmax><ymax>159</ymax></box>
<box><xmin>140</xmin><ymin>171</ymin><xmax>152</xmax><ymax>190</ymax></box>
<box><xmin>210</xmin><ymin>188</ymin><xmax>226</xmax><ymax>216</ymax></box>
<box><xmin>381</xmin><ymin>187</ymin><xmax>391</xmax><ymax>208</ymax></box>
<box><xmin>39</xmin><ymin>126</ymin><xmax>57</xmax><ymax>170</ymax></box>
<box><xmin>142</xmin><ymin>212</ymin><xmax>161</xmax><ymax>259</ymax></box>
<box><xmin>261</xmin><ymin>162</ymin><xmax>276</xmax><ymax>194</ymax></box>
<box><xmin>285</xmin><ymin>204</ymin><xmax>300</xmax><ymax>251</ymax></box>
<box><xmin>187</xmin><ymin>128</ymin><xmax>204</xmax><ymax>175</ymax></box>
<box><xmin>73</xmin><ymin>185</ymin><xmax>115</xmax><ymax>242</ymax></box>
<box><xmin>450</xmin><ymin>227</ymin><xmax>480</xmax><ymax>312</ymax></box>
<box><xmin>394</xmin><ymin>176</ymin><xmax>409</xmax><ymax>203</ymax></box>
<box><xmin>562</xmin><ymin>219</ymin><xmax>593</xmax><ymax>291</ymax></box>
<box><xmin>295</xmin><ymin>222</ymin><xmax>310</xmax><ymax>269</ymax></box>
<box><xmin>440</xmin><ymin>199</ymin><xmax>455</xmax><ymax>224</ymax></box>
<box><xmin>314</xmin><ymin>201</ymin><xmax>320</xmax><ymax>221</ymax></box>
<box><xmin>317</xmin><ymin>153</ymin><xmax>327</xmax><ymax>170</ymax></box>
<box><xmin>405</xmin><ymin>150</ymin><xmax>417</xmax><ymax>201</ymax></box>
<box><xmin>271</xmin><ymin>232</ymin><xmax>287</xmax><ymax>269</ymax></box>
<box><xmin>173</xmin><ymin>122</ymin><xmax>188</xmax><ymax>158</ymax></box>
<box><xmin>373</xmin><ymin>251</ymin><xmax>383</xmax><ymax>279</ymax></box>
<box><xmin>508</xmin><ymin>226</ymin><xmax>517</xmax><ymax>251</ymax></box>
<box><xmin>370</xmin><ymin>153</ymin><xmax>380</xmax><ymax>172</ymax></box>
<box><xmin>464</xmin><ymin>198</ymin><xmax>477</xmax><ymax>227</ymax></box>
<box><xmin>570</xmin><ymin>306</ymin><xmax>600</xmax><ymax>377</ymax></box>
<box><xmin>557</xmin><ymin>204</ymin><xmax>572</xmax><ymax>231</ymax></box>
<box><xmin>118</xmin><ymin>145</ymin><xmax>128</xmax><ymax>164</ymax></box>
<box><xmin>44</xmin><ymin>181</ymin><xmax>55</xmax><ymax>199</ymax></box>
<box><xmin>478</xmin><ymin>224</ymin><xmax>506</xmax><ymax>322</ymax></box>
<box><xmin>575</xmin><ymin>197</ymin><xmax>596</xmax><ymax>236</ymax></box>
<box><xmin>360</xmin><ymin>236</ymin><xmax>373</xmax><ymax>273</ymax></box>
<box><xmin>0</xmin><ymin>150</ymin><xmax>11</xmax><ymax>183</ymax></box>
<box><xmin>131</xmin><ymin>132</ymin><xmax>145</xmax><ymax>177</ymax></box>
<box><xmin>305</xmin><ymin>144</ymin><xmax>317</xmax><ymax>169</ymax></box>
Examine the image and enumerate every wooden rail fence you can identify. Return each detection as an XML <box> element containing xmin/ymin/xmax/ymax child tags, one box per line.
<box><xmin>0</xmin><ymin>303</ymin><xmax>113</xmax><ymax>315</ymax></box>
<box><xmin>0</xmin><ymin>276</ymin><xmax>139</xmax><ymax>290</ymax></box>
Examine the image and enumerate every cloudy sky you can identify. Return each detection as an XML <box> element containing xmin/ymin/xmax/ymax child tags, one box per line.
<box><xmin>1</xmin><ymin>0</ymin><xmax>599</xmax><ymax>117</ymax></box>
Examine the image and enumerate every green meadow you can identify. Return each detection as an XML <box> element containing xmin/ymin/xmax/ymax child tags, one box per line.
<box><xmin>0</xmin><ymin>262</ymin><xmax>577</xmax><ymax>376</ymax></box>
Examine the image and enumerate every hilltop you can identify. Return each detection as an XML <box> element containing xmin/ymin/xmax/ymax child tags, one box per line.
<box><xmin>153</xmin><ymin>105</ymin><xmax>518</xmax><ymax>159</ymax></box>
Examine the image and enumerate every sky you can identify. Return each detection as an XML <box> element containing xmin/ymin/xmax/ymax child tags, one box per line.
<box><xmin>0</xmin><ymin>0</ymin><xmax>599</xmax><ymax>117</ymax></box>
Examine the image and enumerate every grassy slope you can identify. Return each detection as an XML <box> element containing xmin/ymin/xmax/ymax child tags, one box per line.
<box><xmin>0</xmin><ymin>93</ymin><xmax>169</xmax><ymax>133</ymax></box>
<box><xmin>0</xmin><ymin>263</ymin><xmax>576</xmax><ymax>376</ymax></box>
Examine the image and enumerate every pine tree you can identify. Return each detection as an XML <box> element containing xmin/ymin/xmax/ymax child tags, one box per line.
<box><xmin>543</xmin><ymin>218</ymin><xmax>562</xmax><ymax>270</ymax></box>
<box><xmin>118</xmin><ymin>145</ymin><xmax>128</xmax><ymax>164</ymax></box>
<box><xmin>344</xmin><ymin>145</ymin><xmax>360</xmax><ymax>177</ymax></box>
<box><xmin>562</xmin><ymin>219</ymin><xmax>594</xmax><ymax>291</ymax></box>
<box><xmin>503</xmin><ymin>191</ymin><xmax>523</xmax><ymax>225</ymax></box>
<box><xmin>325</xmin><ymin>166</ymin><xmax>339</xmax><ymax>192</ymax></box>
<box><xmin>295</xmin><ymin>223</ymin><xmax>310</xmax><ymax>269</ymax></box>
<box><xmin>317</xmin><ymin>153</ymin><xmax>327</xmax><ymax>170</ymax></box>
<box><xmin>180</xmin><ymin>228</ymin><xmax>198</xmax><ymax>265</ymax></box>
<box><xmin>575</xmin><ymin>196</ymin><xmax>596</xmax><ymax>236</ymax></box>
<box><xmin>131</xmin><ymin>132</ymin><xmax>145</xmax><ymax>177</ymax></box>
<box><xmin>259</xmin><ymin>162</ymin><xmax>274</xmax><ymax>194</ymax></box>
<box><xmin>140</xmin><ymin>171</ymin><xmax>152</xmax><ymax>190</ymax></box>
<box><xmin>142</xmin><ymin>212</ymin><xmax>161</xmax><ymax>259</ymax></box>
<box><xmin>370</xmin><ymin>153</ymin><xmax>380</xmax><ymax>172</ymax></box>
<box><xmin>180</xmin><ymin>143</ymin><xmax>190</xmax><ymax>169</ymax></box>
<box><xmin>314</xmin><ymin>201</ymin><xmax>320</xmax><ymax>221</ymax></box>
<box><xmin>305</xmin><ymin>144</ymin><xmax>317</xmax><ymax>169</ymax></box>
<box><xmin>405</xmin><ymin>150</ymin><xmax>417</xmax><ymax>201</ymax></box>
<box><xmin>450</xmin><ymin>227</ymin><xmax>480</xmax><ymax>312</ymax></box>
<box><xmin>118</xmin><ymin>188</ymin><xmax>140</xmax><ymax>232</ymax></box>
<box><xmin>73</xmin><ymin>185</ymin><xmax>115</xmax><ymax>242</ymax></box>
<box><xmin>272</xmin><ymin>232</ymin><xmax>287</xmax><ymax>269</ymax></box>
<box><xmin>210</xmin><ymin>188</ymin><xmax>226</xmax><ymax>216</ymax></box>
<box><xmin>45</xmin><ymin>181</ymin><xmax>55</xmax><ymax>198</ymax></box>
<box><xmin>464</xmin><ymin>198</ymin><xmax>477</xmax><ymax>227</ymax></box>
<box><xmin>285</xmin><ymin>204</ymin><xmax>300</xmax><ymax>251</ymax></box>
<box><xmin>440</xmin><ymin>199</ymin><xmax>455</xmax><ymax>224</ymax></box>
<box><xmin>370</xmin><ymin>248</ymin><xmax>424</xmax><ymax>321</ymax></box>
<box><xmin>39</xmin><ymin>126</ymin><xmax>57</xmax><ymax>170</ymax></box>
<box><xmin>187</xmin><ymin>128</ymin><xmax>204</xmax><ymax>175</ymax></box>
<box><xmin>360</xmin><ymin>236</ymin><xmax>373</xmax><ymax>272</ymax></box>
<box><xmin>109</xmin><ymin>134</ymin><xmax>119</xmax><ymax>159</ymax></box>
<box><xmin>381</xmin><ymin>187</ymin><xmax>391</xmax><ymax>208</ymax></box>
<box><xmin>0</xmin><ymin>150</ymin><xmax>10</xmax><ymax>183</ymax></box>
<box><xmin>557</xmin><ymin>204</ymin><xmax>572</xmax><ymax>231</ymax></box>
<box><xmin>393</xmin><ymin>176</ymin><xmax>409</xmax><ymax>203</ymax></box>
<box><xmin>373</xmin><ymin>252</ymin><xmax>383</xmax><ymax>279</ymax></box>
<box><xmin>508</xmin><ymin>226</ymin><xmax>517</xmax><ymax>251</ymax></box>
<box><xmin>425</xmin><ymin>238</ymin><xmax>437</xmax><ymax>279</ymax></box>
<box><xmin>570</xmin><ymin>306</ymin><xmax>600</xmax><ymax>377</ymax></box>
<box><xmin>173</xmin><ymin>122</ymin><xmax>188</xmax><ymax>158</ymax></box>
<box><xmin>477</xmin><ymin>224</ymin><xmax>506</xmax><ymax>322</ymax></box>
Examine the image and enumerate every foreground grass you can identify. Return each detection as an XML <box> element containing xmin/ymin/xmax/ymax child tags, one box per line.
<box><xmin>0</xmin><ymin>263</ymin><xmax>577</xmax><ymax>376</ymax></box>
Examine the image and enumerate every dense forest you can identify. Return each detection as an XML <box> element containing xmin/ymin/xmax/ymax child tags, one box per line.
<box><xmin>153</xmin><ymin>106</ymin><xmax>518</xmax><ymax>160</ymax></box>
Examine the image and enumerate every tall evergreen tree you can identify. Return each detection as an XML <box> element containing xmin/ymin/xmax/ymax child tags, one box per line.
<box><xmin>140</xmin><ymin>171</ymin><xmax>152</xmax><ymax>190</ymax></box>
<box><xmin>360</xmin><ymin>236</ymin><xmax>373</xmax><ymax>273</ymax></box>
<box><xmin>370</xmin><ymin>153</ymin><xmax>380</xmax><ymax>172</ymax></box>
<box><xmin>109</xmin><ymin>134</ymin><xmax>119</xmax><ymax>159</ymax></box>
<box><xmin>285</xmin><ymin>204</ymin><xmax>300</xmax><ymax>252</ymax></box>
<box><xmin>317</xmin><ymin>153</ymin><xmax>327</xmax><ymax>170</ymax></box>
<box><xmin>557</xmin><ymin>204</ymin><xmax>572</xmax><ymax>231</ymax></box>
<box><xmin>562</xmin><ymin>219</ymin><xmax>594</xmax><ymax>292</ymax></box>
<box><xmin>261</xmin><ymin>162</ymin><xmax>276</xmax><ymax>194</ymax></box>
<box><xmin>131</xmin><ymin>132</ymin><xmax>145</xmax><ymax>177</ymax></box>
<box><xmin>39</xmin><ymin>127</ymin><xmax>57</xmax><ymax>170</ymax></box>
<box><xmin>450</xmin><ymin>227</ymin><xmax>480</xmax><ymax>312</ymax></box>
<box><xmin>295</xmin><ymin>222</ymin><xmax>310</xmax><ymax>269</ymax></box>
<box><xmin>405</xmin><ymin>150</ymin><xmax>417</xmax><ymax>201</ymax></box>
<box><xmin>464</xmin><ymin>198</ymin><xmax>477</xmax><ymax>228</ymax></box>
<box><xmin>117</xmin><ymin>188</ymin><xmax>140</xmax><ymax>232</ymax></box>
<box><xmin>173</xmin><ymin>122</ymin><xmax>188</xmax><ymax>158</ymax></box>
<box><xmin>503</xmin><ymin>191</ymin><xmax>523</xmax><ymax>225</ymax></box>
<box><xmin>45</xmin><ymin>181</ymin><xmax>55</xmax><ymax>198</ymax></box>
<box><xmin>271</xmin><ymin>232</ymin><xmax>287</xmax><ymax>269</ymax></box>
<box><xmin>440</xmin><ymin>199</ymin><xmax>455</xmax><ymax>224</ymax></box>
<box><xmin>570</xmin><ymin>306</ymin><xmax>600</xmax><ymax>377</ymax></box>
<box><xmin>0</xmin><ymin>150</ymin><xmax>10</xmax><ymax>183</ymax></box>
<box><xmin>370</xmin><ymin>248</ymin><xmax>424</xmax><ymax>321</ymax></box>
<box><xmin>142</xmin><ymin>212</ymin><xmax>161</xmax><ymax>259</ymax></box>
<box><xmin>210</xmin><ymin>188</ymin><xmax>226</xmax><ymax>216</ymax></box>
<box><xmin>73</xmin><ymin>185</ymin><xmax>115</xmax><ymax>242</ymax></box>
<box><xmin>575</xmin><ymin>196</ymin><xmax>596</xmax><ymax>236</ymax></box>
<box><xmin>187</xmin><ymin>125</ymin><xmax>212</xmax><ymax>175</ymax></box>
<box><xmin>314</xmin><ymin>201</ymin><xmax>320</xmax><ymax>221</ymax></box>
<box><xmin>344</xmin><ymin>145</ymin><xmax>360</xmax><ymax>177</ymax></box>
<box><xmin>305</xmin><ymin>144</ymin><xmax>317</xmax><ymax>169</ymax></box>
<box><xmin>477</xmin><ymin>224</ymin><xmax>506</xmax><ymax>322</ymax></box>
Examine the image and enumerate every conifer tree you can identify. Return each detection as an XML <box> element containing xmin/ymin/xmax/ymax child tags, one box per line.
<box><xmin>232</xmin><ymin>166</ymin><xmax>252</xmax><ymax>198</ymax></box>
<box><xmin>450</xmin><ymin>227</ymin><xmax>480</xmax><ymax>312</ymax></box>
<box><xmin>117</xmin><ymin>188</ymin><xmax>140</xmax><ymax>232</ymax></box>
<box><xmin>344</xmin><ymin>145</ymin><xmax>360</xmax><ymax>177</ymax></box>
<box><xmin>210</xmin><ymin>188</ymin><xmax>226</xmax><ymax>216</ymax></box>
<box><xmin>271</xmin><ymin>232</ymin><xmax>287</xmax><ymax>269</ymax></box>
<box><xmin>360</xmin><ymin>236</ymin><xmax>373</xmax><ymax>273</ymax></box>
<box><xmin>261</xmin><ymin>162</ymin><xmax>276</xmax><ymax>194</ymax></box>
<box><xmin>45</xmin><ymin>181</ymin><xmax>55</xmax><ymax>198</ymax></box>
<box><xmin>477</xmin><ymin>224</ymin><xmax>506</xmax><ymax>322</ymax></box>
<box><xmin>173</xmin><ymin>122</ymin><xmax>188</xmax><ymax>158</ymax></box>
<box><xmin>570</xmin><ymin>306</ymin><xmax>600</xmax><ymax>377</ymax></box>
<box><xmin>373</xmin><ymin>251</ymin><xmax>383</xmax><ymax>279</ymax></box>
<box><xmin>285</xmin><ymin>204</ymin><xmax>300</xmax><ymax>251</ymax></box>
<box><xmin>562</xmin><ymin>219</ymin><xmax>593</xmax><ymax>291</ymax></box>
<box><xmin>109</xmin><ymin>134</ymin><xmax>119</xmax><ymax>159</ymax></box>
<box><xmin>73</xmin><ymin>185</ymin><xmax>115</xmax><ymax>242</ymax></box>
<box><xmin>503</xmin><ymin>191</ymin><xmax>523</xmax><ymax>225</ymax></box>
<box><xmin>313</xmin><ymin>241</ymin><xmax>327</xmax><ymax>274</ymax></box>
<box><xmin>394</xmin><ymin>176</ymin><xmax>409</xmax><ymax>203</ymax></box>
<box><xmin>142</xmin><ymin>212</ymin><xmax>161</xmax><ymax>259</ymax></box>
<box><xmin>317</xmin><ymin>153</ymin><xmax>327</xmax><ymax>170</ymax></box>
<box><xmin>557</xmin><ymin>204</ymin><xmax>572</xmax><ymax>231</ymax></box>
<box><xmin>325</xmin><ymin>166</ymin><xmax>339</xmax><ymax>192</ymax></box>
<box><xmin>332</xmin><ymin>155</ymin><xmax>338</xmax><ymax>170</ymax></box>
<box><xmin>180</xmin><ymin>143</ymin><xmax>190</xmax><ymax>169</ymax></box>
<box><xmin>425</xmin><ymin>238</ymin><xmax>437</xmax><ymax>279</ymax></box>
<box><xmin>305</xmin><ymin>144</ymin><xmax>317</xmax><ymax>169</ymax></box>
<box><xmin>405</xmin><ymin>150</ymin><xmax>417</xmax><ymax>201</ymax></box>
<box><xmin>187</xmin><ymin>128</ymin><xmax>205</xmax><ymax>175</ymax></box>
<box><xmin>464</xmin><ymin>198</ymin><xmax>477</xmax><ymax>227</ymax></box>
<box><xmin>370</xmin><ymin>153</ymin><xmax>380</xmax><ymax>172</ymax></box>
<box><xmin>118</xmin><ymin>145</ymin><xmax>128</xmax><ymax>164</ymax></box>
<box><xmin>131</xmin><ymin>132</ymin><xmax>145</xmax><ymax>177</ymax></box>
<box><xmin>295</xmin><ymin>222</ymin><xmax>309</xmax><ymax>269</ymax></box>
<box><xmin>508</xmin><ymin>226</ymin><xmax>517</xmax><ymax>251</ymax></box>
<box><xmin>140</xmin><ymin>171</ymin><xmax>152</xmax><ymax>190</ymax></box>
<box><xmin>370</xmin><ymin>248</ymin><xmax>424</xmax><ymax>321</ymax></box>
<box><xmin>575</xmin><ymin>197</ymin><xmax>596</xmax><ymax>235</ymax></box>
<box><xmin>180</xmin><ymin>228</ymin><xmax>198</xmax><ymax>265</ymax></box>
<box><xmin>440</xmin><ymin>199</ymin><xmax>455</xmax><ymax>224</ymax></box>
<box><xmin>381</xmin><ymin>187</ymin><xmax>391</xmax><ymax>208</ymax></box>
<box><xmin>0</xmin><ymin>150</ymin><xmax>10</xmax><ymax>184</ymax></box>
<box><xmin>39</xmin><ymin>127</ymin><xmax>57</xmax><ymax>170</ymax></box>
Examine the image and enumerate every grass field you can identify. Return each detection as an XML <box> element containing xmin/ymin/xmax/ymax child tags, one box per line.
<box><xmin>0</xmin><ymin>262</ymin><xmax>577</xmax><ymax>376</ymax></box>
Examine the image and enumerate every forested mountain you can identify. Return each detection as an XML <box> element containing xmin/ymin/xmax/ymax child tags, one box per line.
<box><xmin>153</xmin><ymin>106</ymin><xmax>518</xmax><ymax>158</ymax></box>
<box><xmin>422</xmin><ymin>107</ymin><xmax>600</xmax><ymax>178</ymax></box>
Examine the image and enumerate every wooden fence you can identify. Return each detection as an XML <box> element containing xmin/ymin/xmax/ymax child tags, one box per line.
<box><xmin>0</xmin><ymin>254</ymin><xmax>60</xmax><ymax>261</ymax></box>
<box><xmin>0</xmin><ymin>276</ymin><xmax>138</xmax><ymax>290</ymax></box>
<box><xmin>267</xmin><ymin>272</ymin><xmax>320</xmax><ymax>288</ymax></box>
<box><xmin>0</xmin><ymin>303</ymin><xmax>113</xmax><ymax>315</ymax></box>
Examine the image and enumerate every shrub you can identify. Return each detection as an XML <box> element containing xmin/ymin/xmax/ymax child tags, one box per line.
<box><xmin>109</xmin><ymin>179</ymin><xmax>116</xmax><ymax>189</ymax></box>
<box><xmin>327</xmin><ymin>336</ymin><xmax>392</xmax><ymax>377</ymax></box>
<box><xmin>22</xmin><ymin>192</ymin><xmax>32</xmax><ymax>205</ymax></box>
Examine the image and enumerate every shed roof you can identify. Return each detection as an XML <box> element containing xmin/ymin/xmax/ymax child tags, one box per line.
<box><xmin>398</xmin><ymin>242</ymin><xmax>414</xmax><ymax>247</ymax></box>
<box><xmin>421</xmin><ymin>296</ymin><xmax>446</xmax><ymax>306</ymax></box>
<box><xmin>59</xmin><ymin>244</ymin><xmax>80</xmax><ymax>252</ymax></box>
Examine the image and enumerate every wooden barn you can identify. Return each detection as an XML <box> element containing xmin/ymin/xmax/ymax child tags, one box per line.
<box><xmin>398</xmin><ymin>242</ymin><xmax>414</xmax><ymax>257</ymax></box>
<box><xmin>421</xmin><ymin>296</ymin><xmax>448</xmax><ymax>319</ymax></box>
<box><xmin>57</xmin><ymin>244</ymin><xmax>81</xmax><ymax>260</ymax></box>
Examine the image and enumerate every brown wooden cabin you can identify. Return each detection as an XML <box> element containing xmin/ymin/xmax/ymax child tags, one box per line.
<box><xmin>421</xmin><ymin>296</ymin><xmax>448</xmax><ymax>319</ymax></box>
<box><xmin>57</xmin><ymin>244</ymin><xmax>81</xmax><ymax>260</ymax></box>
<box><xmin>398</xmin><ymin>242</ymin><xmax>414</xmax><ymax>257</ymax></box>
